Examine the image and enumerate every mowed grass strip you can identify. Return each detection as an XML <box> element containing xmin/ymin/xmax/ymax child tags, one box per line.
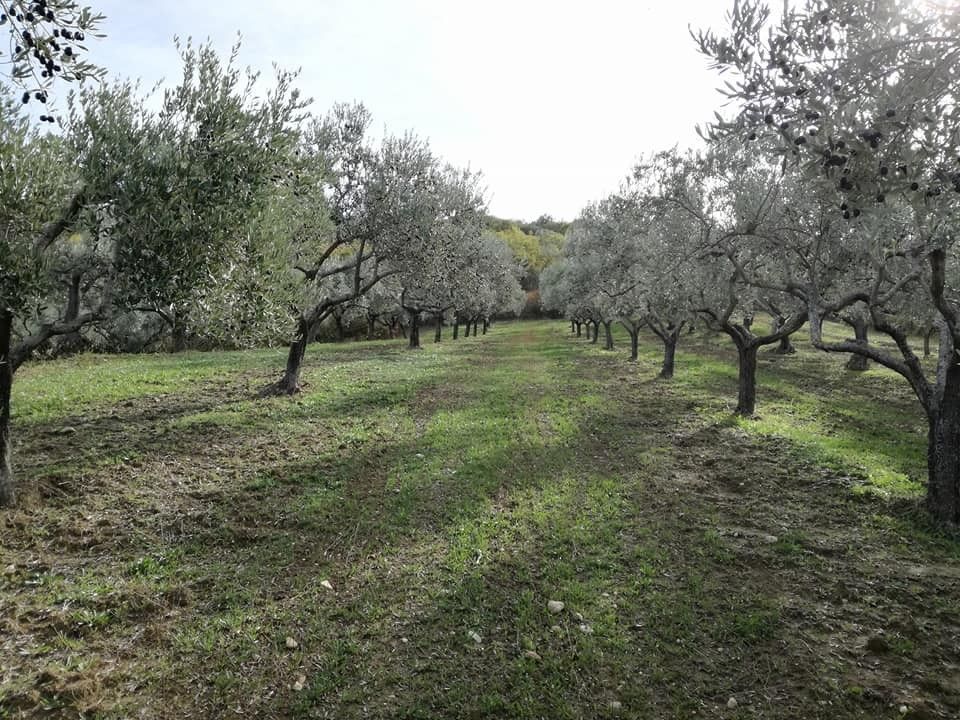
<box><xmin>2</xmin><ymin>321</ymin><xmax>958</xmax><ymax>719</ymax></box>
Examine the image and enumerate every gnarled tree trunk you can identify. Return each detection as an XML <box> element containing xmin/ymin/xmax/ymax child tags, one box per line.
<box><xmin>628</xmin><ymin>329</ymin><xmax>639</xmax><ymax>361</ymax></box>
<box><xmin>408</xmin><ymin>310</ymin><xmax>421</xmax><ymax>349</ymax></box>
<box><xmin>54</xmin><ymin>272</ymin><xmax>87</xmax><ymax>356</ymax></box>
<box><xmin>660</xmin><ymin>333</ymin><xmax>678</xmax><ymax>379</ymax></box>
<box><xmin>453</xmin><ymin>315</ymin><xmax>460</xmax><ymax>340</ymax></box>
<box><xmin>775</xmin><ymin>334</ymin><xmax>796</xmax><ymax>354</ymax></box>
<box><xmin>845</xmin><ymin>317</ymin><xmax>870</xmax><ymax>371</ymax></box>
<box><xmin>736</xmin><ymin>342</ymin><xmax>759</xmax><ymax>416</ymax></box>
<box><xmin>927</xmin><ymin>366</ymin><xmax>960</xmax><ymax>523</ymax></box>
<box><xmin>1</xmin><ymin>311</ymin><xmax>15</xmax><ymax>507</ymax></box>
<box><xmin>770</xmin><ymin>316</ymin><xmax>796</xmax><ymax>354</ymax></box>
<box><xmin>602</xmin><ymin>321</ymin><xmax>614</xmax><ymax>350</ymax></box>
<box><xmin>272</xmin><ymin>319</ymin><xmax>310</xmax><ymax>395</ymax></box>
<box><xmin>575</xmin><ymin>321</ymin><xmax>582</xmax><ymax>338</ymax></box>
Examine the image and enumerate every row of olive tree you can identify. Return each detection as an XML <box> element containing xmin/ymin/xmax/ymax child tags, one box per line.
<box><xmin>1</xmin><ymin>37</ymin><xmax>307</xmax><ymax>506</ymax></box>
<box><xmin>542</xmin><ymin>144</ymin><xmax>805</xmax><ymax>411</ymax></box>
<box><xmin>544</xmin><ymin>0</ymin><xmax>960</xmax><ymax>523</ymax></box>
<box><xmin>0</xmin><ymin>37</ymin><xmax>523</xmax><ymax>506</ymax></box>
<box><xmin>697</xmin><ymin>0</ymin><xmax>960</xmax><ymax>524</ymax></box>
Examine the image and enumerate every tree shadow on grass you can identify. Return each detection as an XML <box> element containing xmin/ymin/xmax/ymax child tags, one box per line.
<box><xmin>274</xmin><ymin>405</ymin><xmax>960</xmax><ymax>719</ymax></box>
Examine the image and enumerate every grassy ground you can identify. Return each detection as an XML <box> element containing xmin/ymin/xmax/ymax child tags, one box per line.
<box><xmin>2</xmin><ymin>321</ymin><xmax>958</xmax><ymax>719</ymax></box>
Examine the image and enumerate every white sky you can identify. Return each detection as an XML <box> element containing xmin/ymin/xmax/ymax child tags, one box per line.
<box><xmin>86</xmin><ymin>1</ymin><xmax>733</xmax><ymax>222</ymax></box>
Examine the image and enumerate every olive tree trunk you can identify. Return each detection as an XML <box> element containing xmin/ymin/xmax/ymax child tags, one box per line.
<box><xmin>736</xmin><ymin>342</ymin><xmax>759</xmax><ymax>416</ymax></box>
<box><xmin>845</xmin><ymin>317</ymin><xmax>870</xmax><ymax>371</ymax></box>
<box><xmin>408</xmin><ymin>311</ymin><xmax>421</xmax><ymax>349</ymax></box>
<box><xmin>927</xmin><ymin>363</ymin><xmax>960</xmax><ymax>524</ymax></box>
<box><xmin>54</xmin><ymin>272</ymin><xmax>86</xmax><ymax>355</ymax></box>
<box><xmin>775</xmin><ymin>334</ymin><xmax>796</xmax><ymax>354</ymax></box>
<box><xmin>274</xmin><ymin>320</ymin><xmax>310</xmax><ymax>395</ymax></box>
<box><xmin>660</xmin><ymin>334</ymin><xmax>678</xmax><ymax>379</ymax></box>
<box><xmin>602</xmin><ymin>321</ymin><xmax>614</xmax><ymax>350</ymax></box>
<box><xmin>0</xmin><ymin>311</ymin><xmax>15</xmax><ymax>507</ymax></box>
<box><xmin>434</xmin><ymin>313</ymin><xmax>443</xmax><ymax>343</ymax></box>
<box><xmin>171</xmin><ymin>317</ymin><xmax>189</xmax><ymax>353</ymax></box>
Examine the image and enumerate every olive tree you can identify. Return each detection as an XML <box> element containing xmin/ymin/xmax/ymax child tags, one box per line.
<box><xmin>1</xmin><ymin>41</ymin><xmax>303</xmax><ymax>505</ymax></box>
<box><xmin>0</xmin><ymin>78</ymin><xmax>153</xmax><ymax>506</ymax></box>
<box><xmin>451</xmin><ymin>232</ymin><xmax>524</xmax><ymax>338</ymax></box>
<box><xmin>395</xmin><ymin>164</ymin><xmax>487</xmax><ymax>349</ymax></box>
<box><xmin>699</xmin><ymin>0</ymin><xmax>960</xmax><ymax>521</ymax></box>
<box><xmin>653</xmin><ymin>146</ymin><xmax>807</xmax><ymax>414</ymax></box>
<box><xmin>617</xmin><ymin>192</ymin><xmax>701</xmax><ymax>376</ymax></box>
<box><xmin>266</xmin><ymin>112</ymin><xmax>463</xmax><ymax>392</ymax></box>
<box><xmin>353</xmin><ymin>276</ymin><xmax>406</xmax><ymax>340</ymax></box>
<box><xmin>560</xmin><ymin>209</ymin><xmax>625</xmax><ymax>350</ymax></box>
<box><xmin>540</xmin><ymin>259</ymin><xmax>580</xmax><ymax>332</ymax></box>
<box><xmin>105</xmin><ymin>40</ymin><xmax>304</xmax><ymax>351</ymax></box>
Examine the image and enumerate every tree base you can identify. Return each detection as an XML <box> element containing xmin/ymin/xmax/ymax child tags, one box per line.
<box><xmin>845</xmin><ymin>355</ymin><xmax>869</xmax><ymax>371</ymax></box>
<box><xmin>258</xmin><ymin>379</ymin><xmax>302</xmax><ymax>397</ymax></box>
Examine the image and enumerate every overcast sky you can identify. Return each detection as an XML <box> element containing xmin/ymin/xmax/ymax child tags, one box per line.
<box><xmin>86</xmin><ymin>1</ymin><xmax>733</xmax><ymax>222</ymax></box>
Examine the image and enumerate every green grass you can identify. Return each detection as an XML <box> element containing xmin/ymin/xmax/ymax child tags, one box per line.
<box><xmin>601</xmin><ymin>319</ymin><xmax>928</xmax><ymax>497</ymax></box>
<box><xmin>2</xmin><ymin>321</ymin><xmax>958</xmax><ymax>719</ymax></box>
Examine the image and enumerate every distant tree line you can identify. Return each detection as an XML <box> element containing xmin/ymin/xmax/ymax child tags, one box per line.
<box><xmin>486</xmin><ymin>214</ymin><xmax>567</xmax><ymax>317</ymax></box>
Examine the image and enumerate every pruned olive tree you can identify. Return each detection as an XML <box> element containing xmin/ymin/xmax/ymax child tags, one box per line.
<box><xmin>452</xmin><ymin>232</ymin><xmax>525</xmax><ymax>338</ymax></box>
<box><xmin>652</xmin><ymin>146</ymin><xmax>807</xmax><ymax>414</ymax></box>
<box><xmin>1</xmin><ymin>0</ymin><xmax>107</xmax><ymax>506</ymax></box>
<box><xmin>395</xmin><ymin>164</ymin><xmax>487</xmax><ymax>350</ymax></box>
<box><xmin>353</xmin><ymin>276</ymin><xmax>406</xmax><ymax>340</ymax></box>
<box><xmin>266</xmin><ymin>113</ymin><xmax>461</xmax><ymax>391</ymax></box>
<box><xmin>575</xmin><ymin>193</ymin><xmax>646</xmax><ymax>356</ymax></box>
<box><xmin>560</xmin><ymin>208</ymin><xmax>625</xmax><ymax>350</ymax></box>
<box><xmin>616</xmin><ymin>184</ymin><xmax>701</xmax><ymax>376</ymax></box>
<box><xmin>540</xmin><ymin>259</ymin><xmax>580</xmax><ymax>332</ymax></box>
<box><xmin>699</xmin><ymin>0</ymin><xmax>960</xmax><ymax>521</ymax></box>
<box><xmin>2</xmin><ymin>40</ymin><xmax>304</xmax><ymax>506</ymax></box>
